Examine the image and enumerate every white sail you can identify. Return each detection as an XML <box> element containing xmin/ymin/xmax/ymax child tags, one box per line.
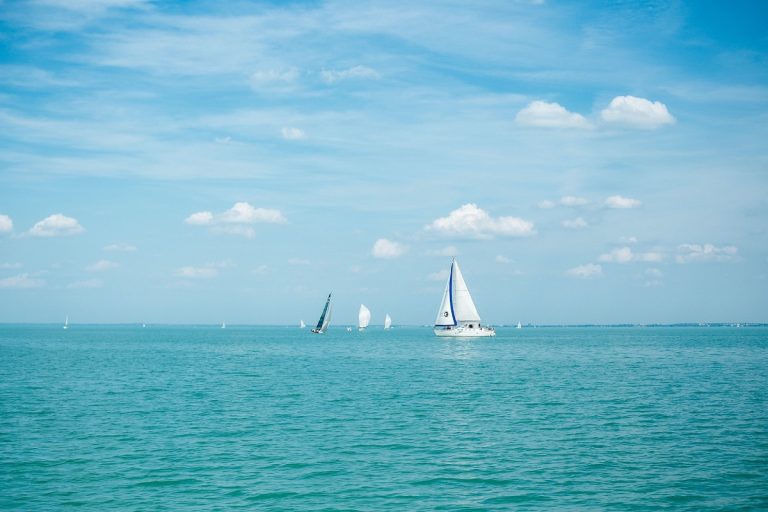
<box><xmin>221</xmin><ymin>322</ymin><xmax>226</xmax><ymax>329</ymax></box>
<box><xmin>384</xmin><ymin>314</ymin><xmax>392</xmax><ymax>329</ymax></box>
<box><xmin>451</xmin><ymin>259</ymin><xmax>481</xmax><ymax>322</ymax></box>
<box><xmin>358</xmin><ymin>304</ymin><xmax>371</xmax><ymax>329</ymax></box>
<box><xmin>300</xmin><ymin>320</ymin><xmax>306</xmax><ymax>329</ymax></box>
<box><xmin>63</xmin><ymin>315</ymin><xmax>69</xmax><ymax>329</ymax></box>
<box><xmin>435</xmin><ymin>269</ymin><xmax>456</xmax><ymax>326</ymax></box>
<box><xmin>517</xmin><ymin>321</ymin><xmax>522</xmax><ymax>329</ymax></box>
<box><xmin>321</xmin><ymin>303</ymin><xmax>332</xmax><ymax>332</ymax></box>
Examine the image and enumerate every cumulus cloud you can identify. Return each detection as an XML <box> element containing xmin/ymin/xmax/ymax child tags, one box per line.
<box><xmin>426</xmin><ymin>203</ymin><xmax>535</xmax><ymax>239</ymax></box>
<box><xmin>598</xmin><ymin>247</ymin><xmax>663</xmax><ymax>263</ymax></box>
<box><xmin>676</xmin><ymin>244</ymin><xmax>738</xmax><ymax>263</ymax></box>
<box><xmin>604</xmin><ymin>195</ymin><xmax>642</xmax><ymax>209</ymax></box>
<box><xmin>0</xmin><ymin>273</ymin><xmax>45</xmax><ymax>288</ymax></box>
<box><xmin>600</xmin><ymin>95</ymin><xmax>675</xmax><ymax>129</ymax></box>
<box><xmin>281</xmin><ymin>127</ymin><xmax>305</xmax><ymax>140</ymax></box>
<box><xmin>495</xmin><ymin>255</ymin><xmax>512</xmax><ymax>264</ymax></box>
<box><xmin>0</xmin><ymin>214</ymin><xmax>13</xmax><ymax>233</ymax></box>
<box><xmin>560</xmin><ymin>195</ymin><xmax>589</xmax><ymax>207</ymax></box>
<box><xmin>320</xmin><ymin>65</ymin><xmax>380</xmax><ymax>84</ymax></box>
<box><xmin>0</xmin><ymin>262</ymin><xmax>22</xmax><ymax>269</ymax></box>
<box><xmin>68</xmin><ymin>279</ymin><xmax>103</xmax><ymax>289</ymax></box>
<box><xmin>642</xmin><ymin>268</ymin><xmax>664</xmax><ymax>287</ymax></box>
<box><xmin>566</xmin><ymin>263</ymin><xmax>602</xmax><ymax>279</ymax></box>
<box><xmin>104</xmin><ymin>243</ymin><xmax>137</xmax><ymax>252</ymax></box>
<box><xmin>28</xmin><ymin>214</ymin><xmax>84</xmax><ymax>237</ymax></box>
<box><xmin>372</xmin><ymin>238</ymin><xmax>407</xmax><ymax>259</ymax></box>
<box><xmin>185</xmin><ymin>202</ymin><xmax>286</xmax><ymax>238</ymax></box>
<box><xmin>86</xmin><ymin>259</ymin><xmax>119</xmax><ymax>272</ymax></box>
<box><xmin>562</xmin><ymin>217</ymin><xmax>588</xmax><ymax>229</ymax></box>
<box><xmin>515</xmin><ymin>101</ymin><xmax>591</xmax><ymax>129</ymax></box>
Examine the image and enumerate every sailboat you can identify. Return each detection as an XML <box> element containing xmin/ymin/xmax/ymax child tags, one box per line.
<box><xmin>300</xmin><ymin>320</ymin><xmax>306</xmax><ymax>329</ymax></box>
<box><xmin>221</xmin><ymin>322</ymin><xmax>226</xmax><ymax>329</ymax></box>
<box><xmin>434</xmin><ymin>258</ymin><xmax>495</xmax><ymax>337</ymax></box>
<box><xmin>311</xmin><ymin>293</ymin><xmax>332</xmax><ymax>334</ymax></box>
<box><xmin>517</xmin><ymin>321</ymin><xmax>522</xmax><ymax>329</ymax></box>
<box><xmin>358</xmin><ymin>304</ymin><xmax>371</xmax><ymax>331</ymax></box>
<box><xmin>63</xmin><ymin>315</ymin><xmax>69</xmax><ymax>330</ymax></box>
<box><xmin>384</xmin><ymin>314</ymin><xmax>392</xmax><ymax>330</ymax></box>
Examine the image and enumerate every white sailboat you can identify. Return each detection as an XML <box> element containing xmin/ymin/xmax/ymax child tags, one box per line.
<box><xmin>63</xmin><ymin>315</ymin><xmax>69</xmax><ymax>330</ymax></box>
<box><xmin>221</xmin><ymin>322</ymin><xmax>226</xmax><ymax>329</ymax></box>
<box><xmin>311</xmin><ymin>293</ymin><xmax>332</xmax><ymax>334</ymax></box>
<box><xmin>300</xmin><ymin>319</ymin><xmax>306</xmax><ymax>329</ymax></box>
<box><xmin>384</xmin><ymin>314</ymin><xmax>392</xmax><ymax>330</ymax></box>
<box><xmin>434</xmin><ymin>258</ymin><xmax>495</xmax><ymax>337</ymax></box>
<box><xmin>358</xmin><ymin>304</ymin><xmax>371</xmax><ymax>331</ymax></box>
<box><xmin>517</xmin><ymin>321</ymin><xmax>522</xmax><ymax>329</ymax></box>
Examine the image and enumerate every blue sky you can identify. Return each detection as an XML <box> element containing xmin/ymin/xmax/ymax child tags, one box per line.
<box><xmin>1</xmin><ymin>0</ymin><xmax>766</xmax><ymax>324</ymax></box>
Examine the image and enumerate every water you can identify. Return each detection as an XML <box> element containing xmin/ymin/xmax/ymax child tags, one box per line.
<box><xmin>1</xmin><ymin>325</ymin><xmax>766</xmax><ymax>510</ymax></box>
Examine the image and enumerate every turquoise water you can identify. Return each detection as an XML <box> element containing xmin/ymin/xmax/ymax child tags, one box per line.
<box><xmin>1</xmin><ymin>325</ymin><xmax>766</xmax><ymax>510</ymax></box>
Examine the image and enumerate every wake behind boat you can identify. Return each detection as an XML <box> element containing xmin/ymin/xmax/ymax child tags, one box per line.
<box><xmin>434</xmin><ymin>258</ymin><xmax>495</xmax><ymax>337</ymax></box>
<box><xmin>311</xmin><ymin>293</ymin><xmax>332</xmax><ymax>334</ymax></box>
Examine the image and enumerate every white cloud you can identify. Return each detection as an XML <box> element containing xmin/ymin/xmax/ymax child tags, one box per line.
<box><xmin>560</xmin><ymin>195</ymin><xmax>589</xmax><ymax>207</ymax></box>
<box><xmin>250</xmin><ymin>67</ymin><xmax>299</xmax><ymax>86</ymax></box>
<box><xmin>372</xmin><ymin>238</ymin><xmax>407</xmax><ymax>259</ymax></box>
<box><xmin>598</xmin><ymin>247</ymin><xmax>663</xmax><ymax>263</ymax></box>
<box><xmin>604</xmin><ymin>195</ymin><xmax>642</xmax><ymax>209</ymax></box>
<box><xmin>0</xmin><ymin>214</ymin><xmax>13</xmax><ymax>233</ymax></box>
<box><xmin>185</xmin><ymin>202</ymin><xmax>286</xmax><ymax>238</ymax></box>
<box><xmin>0</xmin><ymin>273</ymin><xmax>45</xmax><ymax>289</ymax></box>
<box><xmin>288</xmin><ymin>257</ymin><xmax>310</xmax><ymax>265</ymax></box>
<box><xmin>428</xmin><ymin>269</ymin><xmax>450</xmax><ymax>281</ymax></box>
<box><xmin>619</xmin><ymin>236</ymin><xmax>639</xmax><ymax>244</ymax></box>
<box><xmin>676</xmin><ymin>244</ymin><xmax>738</xmax><ymax>263</ymax></box>
<box><xmin>562</xmin><ymin>217</ymin><xmax>588</xmax><ymax>229</ymax></box>
<box><xmin>428</xmin><ymin>246</ymin><xmax>458</xmax><ymax>257</ymax></box>
<box><xmin>515</xmin><ymin>101</ymin><xmax>591</xmax><ymax>129</ymax></box>
<box><xmin>68</xmin><ymin>278</ymin><xmax>103</xmax><ymax>289</ymax></box>
<box><xmin>426</xmin><ymin>203</ymin><xmax>535</xmax><ymax>239</ymax></box>
<box><xmin>103</xmin><ymin>243</ymin><xmax>137</xmax><ymax>252</ymax></box>
<box><xmin>0</xmin><ymin>262</ymin><xmax>22</xmax><ymax>269</ymax></box>
<box><xmin>537</xmin><ymin>200</ymin><xmax>556</xmax><ymax>209</ymax></box>
<box><xmin>28</xmin><ymin>213</ymin><xmax>84</xmax><ymax>237</ymax></box>
<box><xmin>320</xmin><ymin>65</ymin><xmax>380</xmax><ymax>84</ymax></box>
<box><xmin>566</xmin><ymin>263</ymin><xmax>603</xmax><ymax>279</ymax></box>
<box><xmin>495</xmin><ymin>255</ymin><xmax>512</xmax><ymax>264</ymax></box>
<box><xmin>174</xmin><ymin>266</ymin><xmax>218</xmax><ymax>279</ymax></box>
<box><xmin>281</xmin><ymin>127</ymin><xmax>305</xmax><ymax>140</ymax></box>
<box><xmin>252</xmin><ymin>264</ymin><xmax>268</xmax><ymax>275</ymax></box>
<box><xmin>86</xmin><ymin>259</ymin><xmax>119</xmax><ymax>272</ymax></box>
<box><xmin>600</xmin><ymin>95</ymin><xmax>675</xmax><ymax>129</ymax></box>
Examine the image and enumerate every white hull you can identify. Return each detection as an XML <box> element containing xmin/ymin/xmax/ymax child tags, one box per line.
<box><xmin>434</xmin><ymin>324</ymin><xmax>495</xmax><ymax>337</ymax></box>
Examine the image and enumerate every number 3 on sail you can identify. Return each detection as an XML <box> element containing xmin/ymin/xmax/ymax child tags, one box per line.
<box><xmin>434</xmin><ymin>258</ymin><xmax>495</xmax><ymax>337</ymax></box>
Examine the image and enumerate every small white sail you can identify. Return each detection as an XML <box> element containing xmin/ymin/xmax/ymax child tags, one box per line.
<box><xmin>384</xmin><ymin>314</ymin><xmax>392</xmax><ymax>329</ymax></box>
<box><xmin>300</xmin><ymin>320</ymin><xmax>306</xmax><ymax>329</ymax></box>
<box><xmin>322</xmin><ymin>303</ymin><xmax>332</xmax><ymax>331</ymax></box>
<box><xmin>63</xmin><ymin>315</ymin><xmax>69</xmax><ymax>330</ymax></box>
<box><xmin>517</xmin><ymin>321</ymin><xmax>522</xmax><ymax>329</ymax></box>
<box><xmin>451</xmin><ymin>260</ymin><xmax>481</xmax><ymax>322</ymax></box>
<box><xmin>358</xmin><ymin>304</ymin><xmax>371</xmax><ymax>330</ymax></box>
<box><xmin>221</xmin><ymin>322</ymin><xmax>226</xmax><ymax>329</ymax></box>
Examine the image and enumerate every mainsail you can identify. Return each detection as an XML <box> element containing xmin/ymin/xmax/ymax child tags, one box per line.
<box><xmin>434</xmin><ymin>259</ymin><xmax>481</xmax><ymax>326</ymax></box>
<box><xmin>384</xmin><ymin>314</ymin><xmax>392</xmax><ymax>329</ymax></box>
<box><xmin>358</xmin><ymin>304</ymin><xmax>371</xmax><ymax>330</ymax></box>
<box><xmin>313</xmin><ymin>293</ymin><xmax>332</xmax><ymax>333</ymax></box>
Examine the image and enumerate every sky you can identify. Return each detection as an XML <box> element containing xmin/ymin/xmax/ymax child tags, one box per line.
<box><xmin>1</xmin><ymin>0</ymin><xmax>767</xmax><ymax>325</ymax></box>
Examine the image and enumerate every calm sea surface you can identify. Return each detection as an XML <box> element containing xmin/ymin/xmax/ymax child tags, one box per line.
<box><xmin>1</xmin><ymin>325</ymin><xmax>766</xmax><ymax>510</ymax></box>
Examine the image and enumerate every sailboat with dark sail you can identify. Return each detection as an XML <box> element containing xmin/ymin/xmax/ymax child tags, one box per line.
<box><xmin>311</xmin><ymin>293</ymin><xmax>332</xmax><ymax>334</ymax></box>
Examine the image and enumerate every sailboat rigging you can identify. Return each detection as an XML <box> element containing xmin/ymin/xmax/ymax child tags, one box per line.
<box><xmin>311</xmin><ymin>293</ymin><xmax>332</xmax><ymax>334</ymax></box>
<box><xmin>434</xmin><ymin>258</ymin><xmax>495</xmax><ymax>337</ymax></box>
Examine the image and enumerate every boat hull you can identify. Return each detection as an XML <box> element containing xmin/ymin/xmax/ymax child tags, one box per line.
<box><xmin>434</xmin><ymin>324</ymin><xmax>496</xmax><ymax>337</ymax></box>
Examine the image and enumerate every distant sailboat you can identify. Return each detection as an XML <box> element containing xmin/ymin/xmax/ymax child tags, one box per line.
<box><xmin>311</xmin><ymin>293</ymin><xmax>332</xmax><ymax>334</ymax></box>
<box><xmin>63</xmin><ymin>315</ymin><xmax>69</xmax><ymax>330</ymax></box>
<box><xmin>434</xmin><ymin>258</ymin><xmax>495</xmax><ymax>337</ymax></box>
<box><xmin>358</xmin><ymin>304</ymin><xmax>371</xmax><ymax>331</ymax></box>
<box><xmin>221</xmin><ymin>322</ymin><xmax>226</xmax><ymax>329</ymax></box>
<box><xmin>517</xmin><ymin>321</ymin><xmax>522</xmax><ymax>329</ymax></box>
<box><xmin>384</xmin><ymin>314</ymin><xmax>392</xmax><ymax>330</ymax></box>
<box><xmin>300</xmin><ymin>319</ymin><xmax>306</xmax><ymax>329</ymax></box>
